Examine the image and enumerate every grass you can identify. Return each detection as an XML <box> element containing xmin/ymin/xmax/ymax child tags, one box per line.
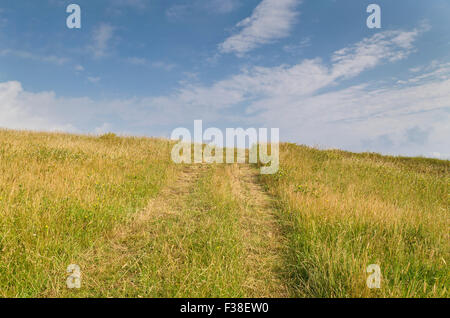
<box><xmin>0</xmin><ymin>130</ymin><xmax>285</xmax><ymax>297</ymax></box>
<box><xmin>259</xmin><ymin>143</ymin><xmax>449</xmax><ymax>297</ymax></box>
<box><xmin>59</xmin><ymin>164</ymin><xmax>286</xmax><ymax>297</ymax></box>
<box><xmin>74</xmin><ymin>165</ymin><xmax>248</xmax><ymax>297</ymax></box>
<box><xmin>0</xmin><ymin>130</ymin><xmax>176</xmax><ymax>297</ymax></box>
<box><xmin>0</xmin><ymin>129</ymin><xmax>448</xmax><ymax>297</ymax></box>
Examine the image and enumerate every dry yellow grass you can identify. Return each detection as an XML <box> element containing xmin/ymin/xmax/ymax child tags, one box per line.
<box><xmin>227</xmin><ymin>164</ymin><xmax>288</xmax><ymax>297</ymax></box>
<box><xmin>259</xmin><ymin>143</ymin><xmax>449</xmax><ymax>297</ymax></box>
<box><xmin>1</xmin><ymin>129</ymin><xmax>448</xmax><ymax>298</ymax></box>
<box><xmin>60</xmin><ymin>164</ymin><xmax>287</xmax><ymax>297</ymax></box>
<box><xmin>0</xmin><ymin>129</ymin><xmax>176</xmax><ymax>297</ymax></box>
<box><xmin>0</xmin><ymin>129</ymin><xmax>286</xmax><ymax>297</ymax></box>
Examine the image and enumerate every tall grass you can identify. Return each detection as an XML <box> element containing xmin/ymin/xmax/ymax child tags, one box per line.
<box><xmin>72</xmin><ymin>164</ymin><xmax>248</xmax><ymax>297</ymax></box>
<box><xmin>68</xmin><ymin>164</ymin><xmax>281</xmax><ymax>297</ymax></box>
<box><xmin>0</xmin><ymin>130</ymin><xmax>278</xmax><ymax>297</ymax></box>
<box><xmin>1</xmin><ymin>129</ymin><xmax>448</xmax><ymax>298</ymax></box>
<box><xmin>126</xmin><ymin>165</ymin><xmax>246</xmax><ymax>297</ymax></box>
<box><xmin>260</xmin><ymin>143</ymin><xmax>449</xmax><ymax>297</ymax></box>
<box><xmin>0</xmin><ymin>130</ymin><xmax>175</xmax><ymax>297</ymax></box>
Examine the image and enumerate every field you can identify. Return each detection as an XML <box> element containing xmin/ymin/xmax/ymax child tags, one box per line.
<box><xmin>0</xmin><ymin>129</ymin><xmax>448</xmax><ymax>297</ymax></box>
<box><xmin>259</xmin><ymin>144</ymin><xmax>449</xmax><ymax>297</ymax></box>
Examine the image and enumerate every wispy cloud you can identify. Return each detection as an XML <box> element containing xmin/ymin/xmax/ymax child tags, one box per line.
<box><xmin>0</xmin><ymin>8</ymin><xmax>7</xmax><ymax>27</ymax></box>
<box><xmin>205</xmin><ymin>0</ymin><xmax>241</xmax><ymax>14</ymax></box>
<box><xmin>283</xmin><ymin>37</ymin><xmax>311</xmax><ymax>54</ymax></box>
<box><xmin>87</xmin><ymin>76</ymin><xmax>101</xmax><ymax>83</ymax></box>
<box><xmin>88</xmin><ymin>23</ymin><xmax>115</xmax><ymax>58</ymax></box>
<box><xmin>125</xmin><ymin>57</ymin><xmax>147</xmax><ymax>65</ymax></box>
<box><xmin>219</xmin><ymin>0</ymin><xmax>301</xmax><ymax>56</ymax></box>
<box><xmin>1</xmin><ymin>27</ymin><xmax>447</xmax><ymax>158</ymax></box>
<box><xmin>0</xmin><ymin>49</ymin><xmax>69</xmax><ymax>65</ymax></box>
<box><xmin>125</xmin><ymin>57</ymin><xmax>176</xmax><ymax>71</ymax></box>
<box><xmin>166</xmin><ymin>4</ymin><xmax>190</xmax><ymax>21</ymax></box>
<box><xmin>166</xmin><ymin>0</ymin><xmax>241</xmax><ymax>21</ymax></box>
<box><xmin>75</xmin><ymin>64</ymin><xmax>85</xmax><ymax>72</ymax></box>
<box><xmin>151</xmin><ymin>61</ymin><xmax>176</xmax><ymax>71</ymax></box>
<box><xmin>331</xmin><ymin>28</ymin><xmax>425</xmax><ymax>79</ymax></box>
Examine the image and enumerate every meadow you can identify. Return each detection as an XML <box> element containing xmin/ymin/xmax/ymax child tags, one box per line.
<box><xmin>0</xmin><ymin>129</ymin><xmax>448</xmax><ymax>297</ymax></box>
<box><xmin>259</xmin><ymin>143</ymin><xmax>449</xmax><ymax>297</ymax></box>
<box><xmin>0</xmin><ymin>130</ymin><xmax>176</xmax><ymax>296</ymax></box>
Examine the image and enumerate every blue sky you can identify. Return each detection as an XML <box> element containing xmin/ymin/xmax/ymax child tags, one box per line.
<box><xmin>0</xmin><ymin>0</ymin><xmax>449</xmax><ymax>158</ymax></box>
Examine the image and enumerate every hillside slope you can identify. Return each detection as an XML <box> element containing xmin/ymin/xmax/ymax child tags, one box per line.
<box><xmin>0</xmin><ymin>130</ymin><xmax>448</xmax><ymax>297</ymax></box>
<box><xmin>260</xmin><ymin>143</ymin><xmax>449</xmax><ymax>297</ymax></box>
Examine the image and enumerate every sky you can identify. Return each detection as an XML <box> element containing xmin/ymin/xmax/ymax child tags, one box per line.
<box><xmin>0</xmin><ymin>0</ymin><xmax>449</xmax><ymax>158</ymax></box>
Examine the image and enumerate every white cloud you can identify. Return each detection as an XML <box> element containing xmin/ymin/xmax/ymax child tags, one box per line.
<box><xmin>166</xmin><ymin>4</ymin><xmax>189</xmax><ymax>20</ymax></box>
<box><xmin>331</xmin><ymin>28</ymin><xmax>423</xmax><ymax>79</ymax></box>
<box><xmin>75</xmin><ymin>64</ymin><xmax>85</xmax><ymax>72</ymax></box>
<box><xmin>283</xmin><ymin>37</ymin><xmax>311</xmax><ymax>54</ymax></box>
<box><xmin>125</xmin><ymin>57</ymin><xmax>176</xmax><ymax>71</ymax></box>
<box><xmin>219</xmin><ymin>0</ymin><xmax>301</xmax><ymax>56</ymax></box>
<box><xmin>0</xmin><ymin>49</ymin><xmax>69</xmax><ymax>65</ymax></box>
<box><xmin>126</xmin><ymin>57</ymin><xmax>148</xmax><ymax>65</ymax></box>
<box><xmin>152</xmin><ymin>61</ymin><xmax>176</xmax><ymax>71</ymax></box>
<box><xmin>0</xmin><ymin>81</ymin><xmax>77</xmax><ymax>132</ymax></box>
<box><xmin>0</xmin><ymin>27</ymin><xmax>448</xmax><ymax>158</ymax></box>
<box><xmin>88</xmin><ymin>23</ymin><xmax>115</xmax><ymax>58</ymax></box>
<box><xmin>251</xmin><ymin>74</ymin><xmax>450</xmax><ymax>157</ymax></box>
<box><xmin>87</xmin><ymin>76</ymin><xmax>101</xmax><ymax>83</ymax></box>
<box><xmin>206</xmin><ymin>0</ymin><xmax>241</xmax><ymax>14</ymax></box>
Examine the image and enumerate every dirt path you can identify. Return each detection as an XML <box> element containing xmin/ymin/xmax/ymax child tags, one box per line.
<box><xmin>228</xmin><ymin>164</ymin><xmax>288</xmax><ymax>297</ymax></box>
<box><xmin>77</xmin><ymin>163</ymin><xmax>287</xmax><ymax>297</ymax></box>
<box><xmin>131</xmin><ymin>164</ymin><xmax>208</xmax><ymax>222</ymax></box>
<box><xmin>77</xmin><ymin>164</ymin><xmax>210</xmax><ymax>296</ymax></box>
<box><xmin>140</xmin><ymin>163</ymin><xmax>288</xmax><ymax>297</ymax></box>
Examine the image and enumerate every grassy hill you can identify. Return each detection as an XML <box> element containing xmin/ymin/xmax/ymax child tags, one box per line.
<box><xmin>0</xmin><ymin>129</ymin><xmax>448</xmax><ymax>297</ymax></box>
<box><xmin>259</xmin><ymin>144</ymin><xmax>449</xmax><ymax>297</ymax></box>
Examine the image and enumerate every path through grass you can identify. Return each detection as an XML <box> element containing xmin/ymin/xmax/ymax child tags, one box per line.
<box><xmin>2</xmin><ymin>130</ymin><xmax>447</xmax><ymax>298</ymax></box>
<box><xmin>62</xmin><ymin>163</ymin><xmax>286</xmax><ymax>297</ymax></box>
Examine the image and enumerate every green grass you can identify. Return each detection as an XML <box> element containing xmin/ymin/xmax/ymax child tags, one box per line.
<box><xmin>125</xmin><ymin>166</ymin><xmax>245</xmax><ymax>297</ymax></box>
<box><xmin>0</xmin><ymin>130</ymin><xmax>176</xmax><ymax>297</ymax></box>
<box><xmin>73</xmin><ymin>165</ymin><xmax>247</xmax><ymax>297</ymax></box>
<box><xmin>259</xmin><ymin>143</ymin><xmax>449</xmax><ymax>297</ymax></box>
<box><xmin>67</xmin><ymin>164</ymin><xmax>284</xmax><ymax>297</ymax></box>
<box><xmin>0</xmin><ymin>130</ymin><xmax>448</xmax><ymax>298</ymax></box>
